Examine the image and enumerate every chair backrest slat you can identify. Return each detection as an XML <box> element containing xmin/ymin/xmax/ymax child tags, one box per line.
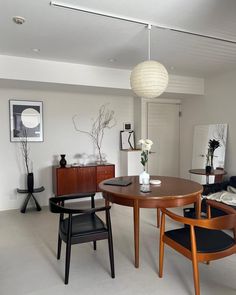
<box><xmin>49</xmin><ymin>195</ymin><xmax>109</xmax><ymax>215</ymax></box>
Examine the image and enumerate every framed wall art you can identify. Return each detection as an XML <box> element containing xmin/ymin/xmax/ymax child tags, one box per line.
<box><xmin>120</xmin><ymin>130</ymin><xmax>135</xmax><ymax>150</ymax></box>
<box><xmin>9</xmin><ymin>100</ymin><xmax>43</xmax><ymax>142</ymax></box>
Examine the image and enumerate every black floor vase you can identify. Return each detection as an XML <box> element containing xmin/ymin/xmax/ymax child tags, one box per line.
<box><xmin>27</xmin><ymin>172</ymin><xmax>34</xmax><ymax>193</ymax></box>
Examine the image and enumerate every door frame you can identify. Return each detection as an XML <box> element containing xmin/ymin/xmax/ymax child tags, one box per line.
<box><xmin>142</xmin><ymin>98</ymin><xmax>182</xmax><ymax>176</ymax></box>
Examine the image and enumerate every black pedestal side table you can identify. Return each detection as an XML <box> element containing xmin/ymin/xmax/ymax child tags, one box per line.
<box><xmin>17</xmin><ymin>186</ymin><xmax>45</xmax><ymax>213</ymax></box>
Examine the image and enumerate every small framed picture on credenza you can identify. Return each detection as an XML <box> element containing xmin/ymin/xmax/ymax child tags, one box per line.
<box><xmin>120</xmin><ymin>130</ymin><xmax>135</xmax><ymax>150</ymax></box>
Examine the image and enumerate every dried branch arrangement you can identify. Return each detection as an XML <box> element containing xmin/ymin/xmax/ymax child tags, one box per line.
<box><xmin>73</xmin><ymin>104</ymin><xmax>116</xmax><ymax>163</ymax></box>
<box><xmin>20</xmin><ymin>129</ymin><xmax>32</xmax><ymax>174</ymax></box>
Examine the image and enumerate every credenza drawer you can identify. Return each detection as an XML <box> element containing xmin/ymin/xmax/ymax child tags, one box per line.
<box><xmin>97</xmin><ymin>166</ymin><xmax>114</xmax><ymax>175</ymax></box>
<box><xmin>53</xmin><ymin>164</ymin><xmax>115</xmax><ymax>196</ymax></box>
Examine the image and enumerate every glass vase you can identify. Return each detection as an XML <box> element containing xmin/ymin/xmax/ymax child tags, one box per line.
<box><xmin>139</xmin><ymin>169</ymin><xmax>150</xmax><ymax>185</ymax></box>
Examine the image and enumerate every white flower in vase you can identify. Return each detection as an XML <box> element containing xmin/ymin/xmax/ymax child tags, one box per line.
<box><xmin>138</xmin><ymin>139</ymin><xmax>153</xmax><ymax>184</ymax></box>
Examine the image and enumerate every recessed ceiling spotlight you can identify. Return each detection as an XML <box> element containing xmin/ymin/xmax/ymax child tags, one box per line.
<box><xmin>108</xmin><ymin>58</ymin><xmax>117</xmax><ymax>63</ymax></box>
<box><xmin>12</xmin><ymin>16</ymin><xmax>26</xmax><ymax>25</ymax></box>
<box><xmin>32</xmin><ymin>48</ymin><xmax>40</xmax><ymax>53</ymax></box>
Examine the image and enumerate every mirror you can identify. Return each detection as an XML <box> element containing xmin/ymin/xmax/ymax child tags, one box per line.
<box><xmin>191</xmin><ymin>124</ymin><xmax>227</xmax><ymax>184</ymax></box>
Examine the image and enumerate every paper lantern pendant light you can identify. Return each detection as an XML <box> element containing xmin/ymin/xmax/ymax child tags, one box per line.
<box><xmin>130</xmin><ymin>60</ymin><xmax>168</xmax><ymax>98</ymax></box>
<box><xmin>130</xmin><ymin>25</ymin><xmax>169</xmax><ymax>98</ymax></box>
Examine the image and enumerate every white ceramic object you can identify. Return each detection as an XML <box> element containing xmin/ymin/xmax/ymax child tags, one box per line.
<box><xmin>150</xmin><ymin>179</ymin><xmax>161</xmax><ymax>185</ymax></box>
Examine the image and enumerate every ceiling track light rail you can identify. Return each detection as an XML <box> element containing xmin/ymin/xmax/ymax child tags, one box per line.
<box><xmin>50</xmin><ymin>1</ymin><xmax>236</xmax><ymax>45</ymax></box>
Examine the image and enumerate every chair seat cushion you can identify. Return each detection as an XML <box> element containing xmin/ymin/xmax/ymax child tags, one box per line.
<box><xmin>165</xmin><ymin>227</ymin><xmax>235</xmax><ymax>253</ymax></box>
<box><xmin>61</xmin><ymin>214</ymin><xmax>107</xmax><ymax>237</ymax></box>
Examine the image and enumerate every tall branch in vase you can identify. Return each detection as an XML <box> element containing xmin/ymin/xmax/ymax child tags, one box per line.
<box><xmin>20</xmin><ymin>129</ymin><xmax>32</xmax><ymax>174</ymax></box>
<box><xmin>73</xmin><ymin>104</ymin><xmax>116</xmax><ymax>163</ymax></box>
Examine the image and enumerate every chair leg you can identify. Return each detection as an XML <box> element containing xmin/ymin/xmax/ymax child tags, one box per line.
<box><xmin>106</xmin><ymin>209</ymin><xmax>115</xmax><ymax>278</ymax></box>
<box><xmin>93</xmin><ymin>241</ymin><xmax>97</xmax><ymax>250</ymax></box>
<box><xmin>91</xmin><ymin>195</ymin><xmax>95</xmax><ymax>208</ymax></box>
<box><xmin>57</xmin><ymin>233</ymin><xmax>62</xmax><ymax>260</ymax></box>
<box><xmin>156</xmin><ymin>208</ymin><xmax>160</xmax><ymax>228</ymax></box>
<box><xmin>190</xmin><ymin>226</ymin><xmax>200</xmax><ymax>295</ymax></box>
<box><xmin>65</xmin><ymin>240</ymin><xmax>72</xmax><ymax>284</ymax></box>
<box><xmin>65</xmin><ymin>214</ymin><xmax>72</xmax><ymax>285</ymax></box>
<box><xmin>159</xmin><ymin>212</ymin><xmax>165</xmax><ymax>278</ymax></box>
<box><xmin>108</xmin><ymin>231</ymin><xmax>115</xmax><ymax>278</ymax></box>
<box><xmin>192</xmin><ymin>257</ymin><xmax>200</xmax><ymax>295</ymax></box>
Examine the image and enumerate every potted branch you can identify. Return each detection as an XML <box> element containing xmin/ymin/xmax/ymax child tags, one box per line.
<box><xmin>73</xmin><ymin>104</ymin><xmax>116</xmax><ymax>164</ymax></box>
<box><xmin>205</xmin><ymin>139</ymin><xmax>220</xmax><ymax>174</ymax></box>
<box><xmin>20</xmin><ymin>130</ymin><xmax>34</xmax><ymax>192</ymax></box>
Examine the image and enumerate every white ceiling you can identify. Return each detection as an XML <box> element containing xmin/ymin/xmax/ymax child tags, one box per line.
<box><xmin>1</xmin><ymin>0</ymin><xmax>236</xmax><ymax>77</ymax></box>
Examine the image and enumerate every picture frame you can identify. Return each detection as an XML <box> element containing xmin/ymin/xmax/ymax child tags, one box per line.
<box><xmin>120</xmin><ymin>130</ymin><xmax>135</xmax><ymax>150</ymax></box>
<box><xmin>123</xmin><ymin>122</ymin><xmax>132</xmax><ymax>131</ymax></box>
<box><xmin>9</xmin><ymin>100</ymin><xmax>43</xmax><ymax>142</ymax></box>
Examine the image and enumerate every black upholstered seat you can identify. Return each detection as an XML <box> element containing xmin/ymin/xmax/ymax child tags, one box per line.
<box><xmin>49</xmin><ymin>193</ymin><xmax>115</xmax><ymax>284</ymax></box>
<box><xmin>165</xmin><ymin>227</ymin><xmax>234</xmax><ymax>253</ymax></box>
<box><xmin>60</xmin><ymin>214</ymin><xmax>108</xmax><ymax>242</ymax></box>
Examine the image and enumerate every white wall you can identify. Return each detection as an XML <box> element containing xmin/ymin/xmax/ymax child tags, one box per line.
<box><xmin>0</xmin><ymin>55</ymin><xmax>206</xmax><ymax>211</ymax></box>
<box><xmin>0</xmin><ymin>82</ymin><xmax>134</xmax><ymax>210</ymax></box>
<box><xmin>180</xmin><ymin>70</ymin><xmax>236</xmax><ymax>179</ymax></box>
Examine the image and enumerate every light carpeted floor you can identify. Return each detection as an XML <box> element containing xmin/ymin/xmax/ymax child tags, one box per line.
<box><xmin>0</xmin><ymin>199</ymin><xmax>235</xmax><ymax>295</ymax></box>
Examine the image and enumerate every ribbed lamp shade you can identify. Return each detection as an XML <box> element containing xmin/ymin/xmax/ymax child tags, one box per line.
<box><xmin>130</xmin><ymin>60</ymin><xmax>169</xmax><ymax>98</ymax></box>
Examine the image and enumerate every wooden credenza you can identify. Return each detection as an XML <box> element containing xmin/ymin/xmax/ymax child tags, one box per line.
<box><xmin>53</xmin><ymin>163</ymin><xmax>115</xmax><ymax>196</ymax></box>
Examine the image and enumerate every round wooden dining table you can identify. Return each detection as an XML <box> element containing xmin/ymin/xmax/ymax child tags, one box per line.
<box><xmin>99</xmin><ymin>175</ymin><xmax>203</xmax><ymax>268</ymax></box>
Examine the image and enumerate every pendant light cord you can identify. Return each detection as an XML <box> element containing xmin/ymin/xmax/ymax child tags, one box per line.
<box><xmin>148</xmin><ymin>24</ymin><xmax>151</xmax><ymax>60</ymax></box>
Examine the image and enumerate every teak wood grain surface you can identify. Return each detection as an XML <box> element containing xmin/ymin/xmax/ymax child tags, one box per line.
<box><xmin>99</xmin><ymin>175</ymin><xmax>203</xmax><ymax>268</ymax></box>
<box><xmin>53</xmin><ymin>164</ymin><xmax>115</xmax><ymax>196</ymax></box>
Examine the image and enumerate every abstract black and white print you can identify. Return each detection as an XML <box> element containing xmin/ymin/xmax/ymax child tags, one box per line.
<box><xmin>9</xmin><ymin>100</ymin><xmax>43</xmax><ymax>142</ymax></box>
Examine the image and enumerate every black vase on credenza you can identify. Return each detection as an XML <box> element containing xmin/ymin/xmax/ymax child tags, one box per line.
<box><xmin>60</xmin><ymin>154</ymin><xmax>67</xmax><ymax>168</ymax></box>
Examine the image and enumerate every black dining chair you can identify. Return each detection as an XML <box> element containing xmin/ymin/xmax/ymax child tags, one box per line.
<box><xmin>49</xmin><ymin>193</ymin><xmax>115</xmax><ymax>284</ymax></box>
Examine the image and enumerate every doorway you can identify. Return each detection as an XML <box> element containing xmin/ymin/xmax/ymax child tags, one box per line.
<box><xmin>147</xmin><ymin>102</ymin><xmax>180</xmax><ymax>177</ymax></box>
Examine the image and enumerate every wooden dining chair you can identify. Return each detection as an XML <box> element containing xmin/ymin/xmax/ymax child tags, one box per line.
<box><xmin>159</xmin><ymin>200</ymin><xmax>236</xmax><ymax>295</ymax></box>
<box><xmin>49</xmin><ymin>193</ymin><xmax>115</xmax><ymax>284</ymax></box>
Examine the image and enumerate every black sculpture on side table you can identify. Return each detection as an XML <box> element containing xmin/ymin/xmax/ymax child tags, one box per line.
<box><xmin>17</xmin><ymin>172</ymin><xmax>45</xmax><ymax>213</ymax></box>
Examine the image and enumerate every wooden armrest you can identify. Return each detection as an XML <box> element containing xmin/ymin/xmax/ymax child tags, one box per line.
<box><xmin>56</xmin><ymin>193</ymin><xmax>96</xmax><ymax>201</ymax></box>
<box><xmin>49</xmin><ymin>195</ymin><xmax>110</xmax><ymax>214</ymax></box>
<box><xmin>161</xmin><ymin>208</ymin><xmax>236</xmax><ymax>230</ymax></box>
<box><xmin>206</xmin><ymin>199</ymin><xmax>236</xmax><ymax>214</ymax></box>
<box><xmin>49</xmin><ymin>193</ymin><xmax>96</xmax><ymax>214</ymax></box>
